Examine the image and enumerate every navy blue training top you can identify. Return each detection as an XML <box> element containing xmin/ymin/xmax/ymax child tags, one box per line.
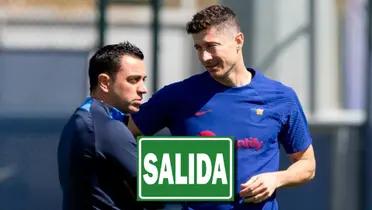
<box><xmin>132</xmin><ymin>69</ymin><xmax>312</xmax><ymax>210</ymax></box>
<box><xmin>58</xmin><ymin>98</ymin><xmax>141</xmax><ymax>210</ymax></box>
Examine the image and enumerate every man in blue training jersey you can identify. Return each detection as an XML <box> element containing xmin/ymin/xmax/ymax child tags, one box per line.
<box><xmin>128</xmin><ymin>4</ymin><xmax>316</xmax><ymax>210</ymax></box>
<box><xmin>58</xmin><ymin>42</ymin><xmax>149</xmax><ymax>210</ymax></box>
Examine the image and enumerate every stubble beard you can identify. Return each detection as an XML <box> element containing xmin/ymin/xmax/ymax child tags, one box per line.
<box><xmin>210</xmin><ymin>62</ymin><xmax>236</xmax><ymax>84</ymax></box>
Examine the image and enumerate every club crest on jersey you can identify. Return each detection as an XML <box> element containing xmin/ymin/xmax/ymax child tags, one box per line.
<box><xmin>248</xmin><ymin>107</ymin><xmax>266</xmax><ymax>124</ymax></box>
<box><xmin>255</xmin><ymin>108</ymin><xmax>264</xmax><ymax>116</ymax></box>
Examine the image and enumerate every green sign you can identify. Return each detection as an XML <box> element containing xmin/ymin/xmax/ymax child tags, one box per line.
<box><xmin>138</xmin><ymin>137</ymin><xmax>234</xmax><ymax>201</ymax></box>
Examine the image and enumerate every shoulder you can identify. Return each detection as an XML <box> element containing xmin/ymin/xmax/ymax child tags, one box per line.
<box><xmin>157</xmin><ymin>71</ymin><xmax>208</xmax><ymax>94</ymax></box>
<box><xmin>145</xmin><ymin>72</ymin><xmax>208</xmax><ymax>107</ymax></box>
<box><xmin>62</xmin><ymin>108</ymin><xmax>94</xmax><ymax>136</ymax></box>
<box><xmin>58</xmin><ymin>108</ymin><xmax>95</xmax><ymax>158</ymax></box>
<box><xmin>105</xmin><ymin>120</ymin><xmax>134</xmax><ymax>141</ymax></box>
<box><xmin>252</xmin><ymin>70</ymin><xmax>299</xmax><ymax>105</ymax></box>
<box><xmin>90</xmin><ymin>102</ymin><xmax>131</xmax><ymax>136</ymax></box>
<box><xmin>96</xmin><ymin>120</ymin><xmax>137</xmax><ymax>158</ymax></box>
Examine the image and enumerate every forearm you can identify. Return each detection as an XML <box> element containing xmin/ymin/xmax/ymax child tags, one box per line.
<box><xmin>239</xmin><ymin>145</ymin><xmax>315</xmax><ymax>202</ymax></box>
<box><xmin>276</xmin><ymin>158</ymin><xmax>315</xmax><ymax>188</ymax></box>
<box><xmin>239</xmin><ymin>156</ymin><xmax>315</xmax><ymax>203</ymax></box>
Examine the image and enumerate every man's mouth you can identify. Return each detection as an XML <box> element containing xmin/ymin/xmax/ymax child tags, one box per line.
<box><xmin>204</xmin><ymin>63</ymin><xmax>219</xmax><ymax>70</ymax></box>
<box><xmin>132</xmin><ymin>99</ymin><xmax>142</xmax><ymax>105</ymax></box>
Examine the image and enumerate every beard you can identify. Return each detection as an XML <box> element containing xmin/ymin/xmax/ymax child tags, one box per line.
<box><xmin>207</xmin><ymin>62</ymin><xmax>236</xmax><ymax>79</ymax></box>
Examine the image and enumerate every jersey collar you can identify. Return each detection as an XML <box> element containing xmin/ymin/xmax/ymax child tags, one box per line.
<box><xmin>80</xmin><ymin>97</ymin><xmax>127</xmax><ymax>123</ymax></box>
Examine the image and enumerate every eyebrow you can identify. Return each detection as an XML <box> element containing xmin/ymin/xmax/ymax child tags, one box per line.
<box><xmin>194</xmin><ymin>42</ymin><xmax>219</xmax><ymax>48</ymax></box>
<box><xmin>127</xmin><ymin>75</ymin><xmax>147</xmax><ymax>79</ymax></box>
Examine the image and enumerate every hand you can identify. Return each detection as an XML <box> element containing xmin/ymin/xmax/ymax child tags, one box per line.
<box><xmin>239</xmin><ymin>172</ymin><xmax>279</xmax><ymax>203</ymax></box>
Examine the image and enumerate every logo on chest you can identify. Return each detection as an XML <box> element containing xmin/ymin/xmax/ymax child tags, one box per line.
<box><xmin>236</xmin><ymin>137</ymin><xmax>263</xmax><ymax>151</ymax></box>
<box><xmin>255</xmin><ymin>108</ymin><xmax>264</xmax><ymax>116</ymax></box>
<box><xmin>247</xmin><ymin>107</ymin><xmax>268</xmax><ymax>124</ymax></box>
<box><xmin>198</xmin><ymin>130</ymin><xmax>264</xmax><ymax>151</ymax></box>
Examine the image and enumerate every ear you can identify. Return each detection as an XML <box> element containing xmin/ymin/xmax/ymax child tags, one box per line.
<box><xmin>235</xmin><ymin>32</ymin><xmax>244</xmax><ymax>49</ymax></box>
<box><xmin>97</xmin><ymin>73</ymin><xmax>111</xmax><ymax>93</ymax></box>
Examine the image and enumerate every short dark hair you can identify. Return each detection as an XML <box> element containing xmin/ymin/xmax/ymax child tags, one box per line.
<box><xmin>186</xmin><ymin>4</ymin><xmax>240</xmax><ymax>34</ymax></box>
<box><xmin>88</xmin><ymin>41</ymin><xmax>144</xmax><ymax>92</ymax></box>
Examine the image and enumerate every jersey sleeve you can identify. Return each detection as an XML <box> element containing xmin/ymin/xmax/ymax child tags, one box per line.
<box><xmin>131</xmin><ymin>85</ymin><xmax>174</xmax><ymax>135</ymax></box>
<box><xmin>102</xmin><ymin>122</ymin><xmax>138</xmax><ymax>178</ymax></box>
<box><xmin>279</xmin><ymin>88</ymin><xmax>312</xmax><ymax>154</ymax></box>
<box><xmin>91</xmin><ymin>102</ymin><xmax>138</xmax><ymax>178</ymax></box>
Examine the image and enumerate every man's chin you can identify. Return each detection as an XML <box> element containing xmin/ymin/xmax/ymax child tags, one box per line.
<box><xmin>208</xmin><ymin>70</ymin><xmax>224</xmax><ymax>78</ymax></box>
<box><xmin>128</xmin><ymin>105</ymin><xmax>140</xmax><ymax>113</ymax></box>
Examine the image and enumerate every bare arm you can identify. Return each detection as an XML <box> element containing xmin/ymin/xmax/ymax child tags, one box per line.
<box><xmin>277</xmin><ymin>144</ymin><xmax>316</xmax><ymax>187</ymax></box>
<box><xmin>239</xmin><ymin>145</ymin><xmax>316</xmax><ymax>203</ymax></box>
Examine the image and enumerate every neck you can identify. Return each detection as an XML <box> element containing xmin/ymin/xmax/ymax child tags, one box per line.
<box><xmin>90</xmin><ymin>90</ymin><xmax>105</xmax><ymax>103</ymax></box>
<box><xmin>90</xmin><ymin>89</ymin><xmax>126</xmax><ymax>113</ymax></box>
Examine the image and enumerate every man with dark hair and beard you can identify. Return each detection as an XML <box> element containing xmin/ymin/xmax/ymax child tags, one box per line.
<box><xmin>58</xmin><ymin>42</ymin><xmax>148</xmax><ymax>210</ymax></box>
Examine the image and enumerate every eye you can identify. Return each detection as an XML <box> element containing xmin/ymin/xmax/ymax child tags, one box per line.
<box><xmin>207</xmin><ymin>43</ymin><xmax>218</xmax><ymax>49</ymax></box>
<box><xmin>128</xmin><ymin>79</ymin><xmax>137</xmax><ymax>84</ymax></box>
<box><xmin>127</xmin><ymin>76</ymin><xmax>140</xmax><ymax>84</ymax></box>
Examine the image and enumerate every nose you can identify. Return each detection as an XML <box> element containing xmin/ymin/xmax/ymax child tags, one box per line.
<box><xmin>138</xmin><ymin>82</ymin><xmax>147</xmax><ymax>94</ymax></box>
<box><xmin>200</xmin><ymin>50</ymin><xmax>213</xmax><ymax>62</ymax></box>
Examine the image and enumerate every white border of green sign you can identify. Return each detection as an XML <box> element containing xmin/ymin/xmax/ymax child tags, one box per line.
<box><xmin>138</xmin><ymin>137</ymin><xmax>234</xmax><ymax>201</ymax></box>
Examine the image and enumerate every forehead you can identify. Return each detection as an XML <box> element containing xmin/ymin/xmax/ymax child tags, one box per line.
<box><xmin>122</xmin><ymin>55</ymin><xmax>143</xmax><ymax>65</ymax></box>
<box><xmin>118</xmin><ymin>55</ymin><xmax>146</xmax><ymax>75</ymax></box>
<box><xmin>192</xmin><ymin>26</ymin><xmax>234</xmax><ymax>44</ymax></box>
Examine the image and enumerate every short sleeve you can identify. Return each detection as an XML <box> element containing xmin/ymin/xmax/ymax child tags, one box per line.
<box><xmin>279</xmin><ymin>88</ymin><xmax>312</xmax><ymax>154</ymax></box>
<box><xmin>131</xmin><ymin>85</ymin><xmax>173</xmax><ymax>135</ymax></box>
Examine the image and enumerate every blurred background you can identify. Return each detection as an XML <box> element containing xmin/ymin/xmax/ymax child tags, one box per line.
<box><xmin>0</xmin><ymin>0</ymin><xmax>371</xmax><ymax>209</ymax></box>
